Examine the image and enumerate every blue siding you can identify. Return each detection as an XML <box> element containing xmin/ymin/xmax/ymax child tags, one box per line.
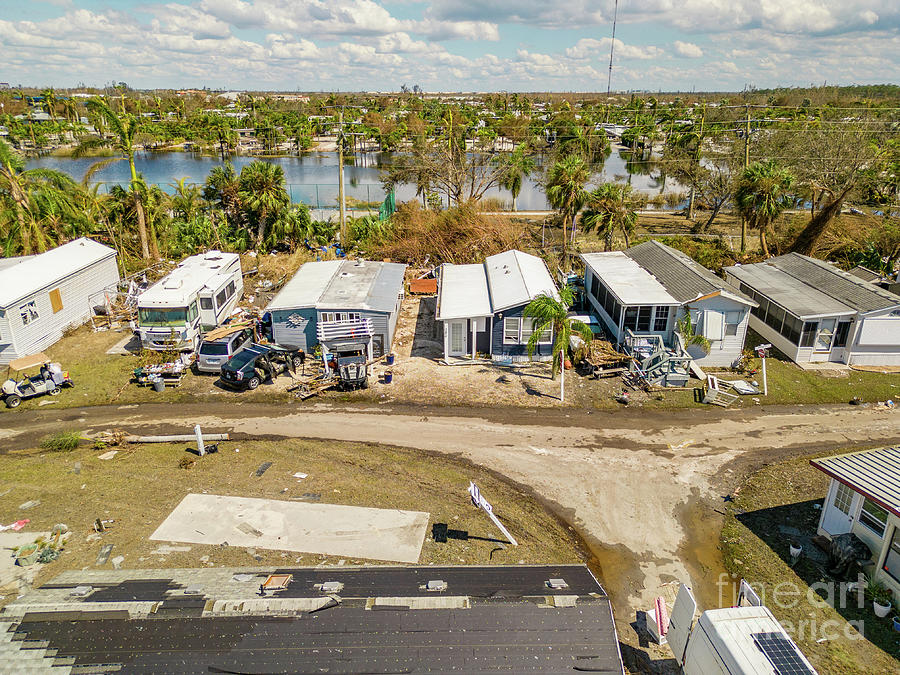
<box><xmin>271</xmin><ymin>307</ymin><xmax>317</xmax><ymax>350</ymax></box>
<box><xmin>491</xmin><ymin>305</ymin><xmax>553</xmax><ymax>359</ymax></box>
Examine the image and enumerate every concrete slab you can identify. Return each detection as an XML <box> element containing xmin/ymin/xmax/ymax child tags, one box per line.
<box><xmin>149</xmin><ymin>494</ymin><xmax>429</xmax><ymax>563</ymax></box>
<box><xmin>0</xmin><ymin>532</ymin><xmax>49</xmax><ymax>595</ymax></box>
<box><xmin>106</xmin><ymin>335</ymin><xmax>141</xmax><ymax>356</ymax></box>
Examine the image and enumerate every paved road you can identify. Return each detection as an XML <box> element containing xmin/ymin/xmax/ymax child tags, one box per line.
<box><xmin>2</xmin><ymin>401</ymin><xmax>899</xmax><ymax>620</ymax></box>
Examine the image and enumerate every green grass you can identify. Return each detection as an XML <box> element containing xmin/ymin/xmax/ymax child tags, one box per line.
<box><xmin>720</xmin><ymin>451</ymin><xmax>900</xmax><ymax>675</ymax></box>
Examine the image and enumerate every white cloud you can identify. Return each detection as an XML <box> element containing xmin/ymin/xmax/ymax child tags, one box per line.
<box><xmin>673</xmin><ymin>41</ymin><xmax>703</xmax><ymax>58</ymax></box>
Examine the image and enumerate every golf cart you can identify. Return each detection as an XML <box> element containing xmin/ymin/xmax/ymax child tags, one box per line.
<box><xmin>334</xmin><ymin>342</ymin><xmax>369</xmax><ymax>391</ymax></box>
<box><xmin>2</xmin><ymin>352</ymin><xmax>74</xmax><ymax>409</ymax></box>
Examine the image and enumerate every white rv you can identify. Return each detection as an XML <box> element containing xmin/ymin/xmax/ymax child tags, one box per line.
<box><xmin>667</xmin><ymin>584</ymin><xmax>818</xmax><ymax>675</ymax></box>
<box><xmin>137</xmin><ymin>251</ymin><xmax>243</xmax><ymax>351</ymax></box>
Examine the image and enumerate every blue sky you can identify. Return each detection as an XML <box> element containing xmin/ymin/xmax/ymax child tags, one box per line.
<box><xmin>1</xmin><ymin>0</ymin><xmax>898</xmax><ymax>91</ymax></box>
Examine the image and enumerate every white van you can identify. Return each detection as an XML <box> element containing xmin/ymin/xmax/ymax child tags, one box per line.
<box><xmin>137</xmin><ymin>251</ymin><xmax>243</xmax><ymax>351</ymax></box>
<box><xmin>667</xmin><ymin>583</ymin><xmax>818</xmax><ymax>675</ymax></box>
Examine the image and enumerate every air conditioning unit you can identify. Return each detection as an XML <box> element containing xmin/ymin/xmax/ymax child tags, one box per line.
<box><xmin>546</xmin><ymin>578</ymin><xmax>568</xmax><ymax>590</ymax></box>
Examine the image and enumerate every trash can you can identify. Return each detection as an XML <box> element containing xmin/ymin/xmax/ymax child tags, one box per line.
<box><xmin>152</xmin><ymin>377</ymin><xmax>165</xmax><ymax>393</ymax></box>
<box><xmin>384</xmin><ymin>370</ymin><xmax>393</xmax><ymax>384</ymax></box>
<box><xmin>386</xmin><ymin>353</ymin><xmax>395</xmax><ymax>366</ymax></box>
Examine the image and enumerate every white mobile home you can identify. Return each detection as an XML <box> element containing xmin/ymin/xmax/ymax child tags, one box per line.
<box><xmin>812</xmin><ymin>446</ymin><xmax>900</xmax><ymax>600</ymax></box>
<box><xmin>267</xmin><ymin>259</ymin><xmax>406</xmax><ymax>360</ymax></box>
<box><xmin>725</xmin><ymin>254</ymin><xmax>900</xmax><ymax>365</ymax></box>
<box><xmin>582</xmin><ymin>241</ymin><xmax>757</xmax><ymax>367</ymax></box>
<box><xmin>137</xmin><ymin>251</ymin><xmax>243</xmax><ymax>351</ymax></box>
<box><xmin>0</xmin><ymin>238</ymin><xmax>119</xmax><ymax>365</ymax></box>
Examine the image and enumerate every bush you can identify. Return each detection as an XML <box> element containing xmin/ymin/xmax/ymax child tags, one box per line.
<box><xmin>40</xmin><ymin>430</ymin><xmax>83</xmax><ymax>452</ymax></box>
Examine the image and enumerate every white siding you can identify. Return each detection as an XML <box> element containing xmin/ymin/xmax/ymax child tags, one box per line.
<box><xmin>0</xmin><ymin>255</ymin><xmax>119</xmax><ymax>365</ymax></box>
<box><xmin>745</xmin><ymin>315</ymin><xmax>803</xmax><ymax>363</ymax></box>
<box><xmin>847</xmin><ymin>307</ymin><xmax>900</xmax><ymax>366</ymax></box>
<box><xmin>689</xmin><ymin>296</ymin><xmax>753</xmax><ymax>367</ymax></box>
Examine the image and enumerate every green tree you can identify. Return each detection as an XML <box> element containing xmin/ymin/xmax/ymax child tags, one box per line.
<box><xmin>581</xmin><ymin>182</ymin><xmax>640</xmax><ymax>250</ymax></box>
<box><xmin>238</xmin><ymin>160</ymin><xmax>290</xmax><ymax>248</ymax></box>
<box><xmin>734</xmin><ymin>160</ymin><xmax>795</xmax><ymax>257</ymax></box>
<box><xmin>544</xmin><ymin>155</ymin><xmax>590</xmax><ymax>255</ymax></box>
<box><xmin>523</xmin><ymin>286</ymin><xmax>592</xmax><ymax>401</ymax></box>
<box><xmin>74</xmin><ymin>97</ymin><xmax>157</xmax><ymax>259</ymax></box>
<box><xmin>500</xmin><ymin>143</ymin><xmax>535</xmax><ymax>212</ymax></box>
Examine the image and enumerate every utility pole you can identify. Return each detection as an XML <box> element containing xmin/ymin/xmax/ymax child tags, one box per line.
<box><xmin>607</xmin><ymin>0</ymin><xmax>619</xmax><ymax>96</ymax></box>
<box><xmin>337</xmin><ymin>107</ymin><xmax>346</xmax><ymax>246</ymax></box>
<box><xmin>741</xmin><ymin>103</ymin><xmax>751</xmax><ymax>254</ymax></box>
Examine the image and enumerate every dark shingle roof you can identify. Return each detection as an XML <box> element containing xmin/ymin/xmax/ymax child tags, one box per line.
<box><xmin>811</xmin><ymin>446</ymin><xmax>900</xmax><ymax>518</ymax></box>
<box><xmin>848</xmin><ymin>265</ymin><xmax>883</xmax><ymax>283</ymax></box>
<box><xmin>768</xmin><ymin>253</ymin><xmax>900</xmax><ymax>313</ymax></box>
<box><xmin>624</xmin><ymin>240</ymin><xmax>754</xmax><ymax>305</ymax></box>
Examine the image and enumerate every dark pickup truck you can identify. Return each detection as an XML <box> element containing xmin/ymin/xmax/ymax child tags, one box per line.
<box><xmin>219</xmin><ymin>343</ymin><xmax>305</xmax><ymax>390</ymax></box>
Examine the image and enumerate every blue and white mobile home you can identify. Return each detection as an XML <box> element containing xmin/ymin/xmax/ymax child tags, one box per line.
<box><xmin>267</xmin><ymin>259</ymin><xmax>406</xmax><ymax>360</ymax></box>
<box><xmin>436</xmin><ymin>250</ymin><xmax>559</xmax><ymax>362</ymax></box>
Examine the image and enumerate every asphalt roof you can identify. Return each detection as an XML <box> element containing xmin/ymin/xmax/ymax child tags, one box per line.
<box><xmin>4</xmin><ymin>565</ymin><xmax>624</xmax><ymax>674</ymax></box>
<box><xmin>0</xmin><ymin>238</ymin><xmax>116</xmax><ymax>308</ymax></box>
<box><xmin>725</xmin><ymin>253</ymin><xmax>900</xmax><ymax>319</ymax></box>
<box><xmin>266</xmin><ymin>260</ymin><xmax>407</xmax><ymax>314</ymax></box>
<box><xmin>580</xmin><ymin>251</ymin><xmax>678</xmax><ymax>305</ymax></box>
<box><xmin>848</xmin><ymin>265</ymin><xmax>883</xmax><ymax>283</ymax></box>
<box><xmin>624</xmin><ymin>240</ymin><xmax>755</xmax><ymax>306</ymax></box>
<box><xmin>811</xmin><ymin>446</ymin><xmax>900</xmax><ymax>519</ymax></box>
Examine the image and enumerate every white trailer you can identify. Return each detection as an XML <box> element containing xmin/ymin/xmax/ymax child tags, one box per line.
<box><xmin>667</xmin><ymin>584</ymin><xmax>817</xmax><ymax>675</ymax></box>
<box><xmin>137</xmin><ymin>251</ymin><xmax>243</xmax><ymax>351</ymax></box>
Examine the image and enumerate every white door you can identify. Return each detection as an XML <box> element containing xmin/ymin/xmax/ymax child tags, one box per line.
<box><xmin>667</xmin><ymin>584</ymin><xmax>697</xmax><ymax>665</ymax></box>
<box><xmin>822</xmin><ymin>482</ymin><xmax>858</xmax><ymax>536</ymax></box>
<box><xmin>448</xmin><ymin>320</ymin><xmax>467</xmax><ymax>357</ymax></box>
<box><xmin>815</xmin><ymin>318</ymin><xmax>836</xmax><ymax>352</ymax></box>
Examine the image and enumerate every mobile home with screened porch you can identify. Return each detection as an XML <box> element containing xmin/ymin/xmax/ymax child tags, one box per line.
<box><xmin>0</xmin><ymin>238</ymin><xmax>119</xmax><ymax>365</ymax></box>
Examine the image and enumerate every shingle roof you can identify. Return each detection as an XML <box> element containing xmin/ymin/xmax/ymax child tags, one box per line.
<box><xmin>725</xmin><ymin>262</ymin><xmax>854</xmax><ymax>319</ymax></box>
<box><xmin>811</xmin><ymin>446</ymin><xmax>900</xmax><ymax>518</ymax></box>
<box><xmin>848</xmin><ymin>265</ymin><xmax>883</xmax><ymax>283</ymax></box>
<box><xmin>624</xmin><ymin>240</ymin><xmax>755</xmax><ymax>305</ymax></box>
<box><xmin>768</xmin><ymin>253</ymin><xmax>900</xmax><ymax>313</ymax></box>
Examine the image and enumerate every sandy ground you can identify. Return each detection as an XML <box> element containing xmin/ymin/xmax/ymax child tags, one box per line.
<box><xmin>2</xmin><ymin>400</ymin><xmax>898</xmax><ymax>670</ymax></box>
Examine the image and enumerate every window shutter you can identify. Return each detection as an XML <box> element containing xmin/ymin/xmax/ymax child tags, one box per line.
<box><xmin>49</xmin><ymin>288</ymin><xmax>63</xmax><ymax>314</ymax></box>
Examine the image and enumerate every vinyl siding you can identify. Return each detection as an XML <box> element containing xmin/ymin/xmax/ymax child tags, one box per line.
<box><xmin>271</xmin><ymin>307</ymin><xmax>317</xmax><ymax>351</ymax></box>
<box><xmin>491</xmin><ymin>305</ymin><xmax>553</xmax><ymax>361</ymax></box>
<box><xmin>689</xmin><ymin>296</ymin><xmax>752</xmax><ymax>367</ymax></box>
<box><xmin>847</xmin><ymin>307</ymin><xmax>900</xmax><ymax>366</ymax></box>
<box><xmin>0</xmin><ymin>254</ymin><xmax>119</xmax><ymax>365</ymax></box>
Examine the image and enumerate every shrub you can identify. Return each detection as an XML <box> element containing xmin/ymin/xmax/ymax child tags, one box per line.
<box><xmin>40</xmin><ymin>430</ymin><xmax>83</xmax><ymax>452</ymax></box>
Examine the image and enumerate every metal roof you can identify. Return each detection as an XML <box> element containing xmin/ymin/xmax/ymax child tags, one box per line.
<box><xmin>811</xmin><ymin>446</ymin><xmax>900</xmax><ymax>518</ymax></box>
<box><xmin>436</xmin><ymin>263</ymin><xmax>492</xmax><ymax>321</ymax></box>
<box><xmin>624</xmin><ymin>240</ymin><xmax>755</xmax><ymax>306</ymax></box>
<box><xmin>724</xmin><ymin>262</ymin><xmax>855</xmax><ymax>319</ymax></box>
<box><xmin>266</xmin><ymin>260</ymin><xmax>406</xmax><ymax>314</ymax></box>
<box><xmin>581</xmin><ymin>251</ymin><xmax>679</xmax><ymax>306</ymax></box>
<box><xmin>0</xmin><ymin>238</ymin><xmax>116</xmax><ymax>308</ymax></box>
<box><xmin>5</xmin><ymin>565</ymin><xmax>624</xmax><ymax>675</ymax></box>
<box><xmin>138</xmin><ymin>251</ymin><xmax>241</xmax><ymax>308</ymax></box>
<box><xmin>485</xmin><ymin>250</ymin><xmax>559</xmax><ymax>312</ymax></box>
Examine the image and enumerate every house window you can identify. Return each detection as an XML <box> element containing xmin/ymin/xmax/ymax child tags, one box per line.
<box><xmin>834</xmin><ymin>321</ymin><xmax>851</xmax><ymax>348</ymax></box>
<box><xmin>637</xmin><ymin>306</ymin><xmax>653</xmax><ymax>331</ymax></box>
<box><xmin>653</xmin><ymin>306</ymin><xmax>670</xmax><ymax>332</ymax></box>
<box><xmin>19</xmin><ymin>301</ymin><xmax>39</xmax><ymax>325</ymax></box>
<box><xmin>200</xmin><ymin>297</ymin><xmax>213</xmax><ymax>310</ymax></box>
<box><xmin>834</xmin><ymin>483</ymin><xmax>854</xmax><ymax>514</ymax></box>
<box><xmin>321</xmin><ymin>312</ymin><xmax>334</xmax><ymax>323</ymax></box>
<box><xmin>623</xmin><ymin>307</ymin><xmax>638</xmax><ymax>331</ymax></box>
<box><xmin>725</xmin><ymin>311</ymin><xmax>742</xmax><ymax>337</ymax></box>
<box><xmin>859</xmin><ymin>498</ymin><xmax>889</xmax><ymax>537</ymax></box>
<box><xmin>884</xmin><ymin>528</ymin><xmax>900</xmax><ymax>583</ymax></box>
<box><xmin>49</xmin><ymin>288</ymin><xmax>63</xmax><ymax>314</ymax></box>
<box><xmin>503</xmin><ymin>317</ymin><xmax>521</xmax><ymax>344</ymax></box>
<box><xmin>521</xmin><ymin>318</ymin><xmax>551</xmax><ymax>344</ymax></box>
<box><xmin>800</xmin><ymin>321</ymin><xmax>817</xmax><ymax>348</ymax></box>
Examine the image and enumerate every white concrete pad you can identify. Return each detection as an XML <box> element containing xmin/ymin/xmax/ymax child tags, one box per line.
<box><xmin>150</xmin><ymin>494</ymin><xmax>429</xmax><ymax>563</ymax></box>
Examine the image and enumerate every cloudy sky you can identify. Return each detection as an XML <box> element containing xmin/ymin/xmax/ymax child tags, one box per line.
<box><xmin>1</xmin><ymin>0</ymin><xmax>898</xmax><ymax>92</ymax></box>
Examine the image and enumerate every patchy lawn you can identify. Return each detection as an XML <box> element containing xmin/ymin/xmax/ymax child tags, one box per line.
<box><xmin>0</xmin><ymin>436</ymin><xmax>584</xmax><ymax>603</ymax></box>
<box><xmin>721</xmin><ymin>450</ymin><xmax>900</xmax><ymax>675</ymax></box>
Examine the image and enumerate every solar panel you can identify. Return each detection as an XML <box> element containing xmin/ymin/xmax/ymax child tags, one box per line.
<box><xmin>752</xmin><ymin>631</ymin><xmax>816</xmax><ymax>675</ymax></box>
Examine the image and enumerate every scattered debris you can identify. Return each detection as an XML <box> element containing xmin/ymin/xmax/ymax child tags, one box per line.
<box><xmin>111</xmin><ymin>555</ymin><xmax>125</xmax><ymax>570</ymax></box>
<box><xmin>95</xmin><ymin>544</ymin><xmax>113</xmax><ymax>565</ymax></box>
<box><xmin>0</xmin><ymin>519</ymin><xmax>29</xmax><ymax>532</ymax></box>
<box><xmin>73</xmin><ymin>461</ymin><xmax>82</xmax><ymax>475</ymax></box>
<box><xmin>179</xmin><ymin>456</ymin><xmax>196</xmax><ymax>470</ymax></box>
<box><xmin>97</xmin><ymin>450</ymin><xmax>118</xmax><ymax>460</ymax></box>
<box><xmin>293</xmin><ymin>472</ymin><xmax>308</xmax><ymax>480</ymax></box>
<box><xmin>125</xmin><ymin>433</ymin><xmax>229</xmax><ymax>444</ymax></box>
<box><xmin>93</xmin><ymin>518</ymin><xmax>114</xmax><ymax>532</ymax></box>
<box><xmin>255</xmin><ymin>462</ymin><xmax>273</xmax><ymax>477</ymax></box>
<box><xmin>237</xmin><ymin>522</ymin><xmax>264</xmax><ymax>538</ymax></box>
<box><xmin>18</xmin><ymin>500</ymin><xmax>40</xmax><ymax>511</ymax></box>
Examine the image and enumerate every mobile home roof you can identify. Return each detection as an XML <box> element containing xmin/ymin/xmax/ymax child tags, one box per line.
<box><xmin>811</xmin><ymin>446</ymin><xmax>900</xmax><ymax>519</ymax></box>
<box><xmin>485</xmin><ymin>250</ymin><xmax>558</xmax><ymax>312</ymax></box>
<box><xmin>436</xmin><ymin>264</ymin><xmax>492</xmax><ymax>321</ymax></box>
<box><xmin>0</xmin><ymin>238</ymin><xmax>116</xmax><ymax>308</ymax></box>
<box><xmin>138</xmin><ymin>251</ymin><xmax>240</xmax><ymax>308</ymax></box>
<box><xmin>581</xmin><ymin>252</ymin><xmax>678</xmax><ymax>306</ymax></box>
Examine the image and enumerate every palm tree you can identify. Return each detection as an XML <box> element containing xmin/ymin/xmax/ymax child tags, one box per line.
<box><xmin>500</xmin><ymin>143</ymin><xmax>535</xmax><ymax>212</ymax></box>
<box><xmin>545</xmin><ymin>155</ymin><xmax>590</xmax><ymax>256</ymax></box>
<box><xmin>74</xmin><ymin>97</ymin><xmax>157</xmax><ymax>259</ymax></box>
<box><xmin>734</xmin><ymin>160</ymin><xmax>795</xmax><ymax>257</ymax></box>
<box><xmin>238</xmin><ymin>160</ymin><xmax>290</xmax><ymax>248</ymax></box>
<box><xmin>41</xmin><ymin>88</ymin><xmax>59</xmax><ymax>120</ymax></box>
<box><xmin>169</xmin><ymin>177</ymin><xmax>205</xmax><ymax>221</ymax></box>
<box><xmin>0</xmin><ymin>139</ymin><xmax>79</xmax><ymax>254</ymax></box>
<box><xmin>581</xmin><ymin>182</ymin><xmax>640</xmax><ymax>250</ymax></box>
<box><xmin>523</xmin><ymin>286</ymin><xmax>592</xmax><ymax>402</ymax></box>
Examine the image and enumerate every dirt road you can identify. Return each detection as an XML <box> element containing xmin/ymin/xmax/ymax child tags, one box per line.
<box><xmin>2</xmin><ymin>401</ymin><xmax>899</xmax><ymax>647</ymax></box>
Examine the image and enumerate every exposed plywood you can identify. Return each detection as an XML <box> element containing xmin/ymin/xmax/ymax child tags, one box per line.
<box><xmin>150</xmin><ymin>493</ymin><xmax>429</xmax><ymax>563</ymax></box>
<box><xmin>48</xmin><ymin>288</ymin><xmax>63</xmax><ymax>314</ymax></box>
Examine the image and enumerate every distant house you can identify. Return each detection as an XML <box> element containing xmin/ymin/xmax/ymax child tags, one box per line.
<box><xmin>0</xmin><ymin>238</ymin><xmax>119</xmax><ymax>365</ymax></box>
<box><xmin>725</xmin><ymin>253</ymin><xmax>900</xmax><ymax>365</ymax></box>
<box><xmin>812</xmin><ymin>446</ymin><xmax>900</xmax><ymax>599</ymax></box>
<box><xmin>267</xmin><ymin>259</ymin><xmax>406</xmax><ymax>361</ymax></box>
<box><xmin>581</xmin><ymin>241</ymin><xmax>757</xmax><ymax>366</ymax></box>
<box><xmin>436</xmin><ymin>250</ymin><xmax>558</xmax><ymax>362</ymax></box>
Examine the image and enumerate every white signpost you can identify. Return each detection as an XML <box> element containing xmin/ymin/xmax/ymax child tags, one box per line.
<box><xmin>755</xmin><ymin>343</ymin><xmax>771</xmax><ymax>396</ymax></box>
<box><xmin>468</xmin><ymin>482</ymin><xmax>518</xmax><ymax>546</ymax></box>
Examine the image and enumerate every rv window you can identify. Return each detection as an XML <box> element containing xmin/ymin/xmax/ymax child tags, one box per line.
<box><xmin>19</xmin><ymin>301</ymin><xmax>39</xmax><ymax>325</ymax></box>
<box><xmin>216</xmin><ymin>289</ymin><xmax>227</xmax><ymax>308</ymax></box>
<box><xmin>200</xmin><ymin>297</ymin><xmax>213</xmax><ymax>310</ymax></box>
<box><xmin>187</xmin><ymin>302</ymin><xmax>198</xmax><ymax>322</ymax></box>
<box><xmin>226</xmin><ymin>281</ymin><xmax>236</xmax><ymax>298</ymax></box>
<box><xmin>139</xmin><ymin>307</ymin><xmax>188</xmax><ymax>326</ymax></box>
